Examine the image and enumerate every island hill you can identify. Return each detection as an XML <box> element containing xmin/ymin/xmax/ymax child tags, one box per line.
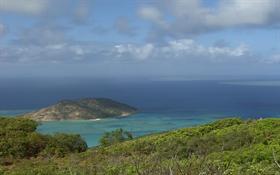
<box><xmin>23</xmin><ymin>98</ymin><xmax>137</xmax><ymax>121</ymax></box>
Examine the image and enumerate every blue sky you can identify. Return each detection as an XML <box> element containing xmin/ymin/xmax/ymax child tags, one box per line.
<box><xmin>0</xmin><ymin>0</ymin><xmax>280</xmax><ymax>79</ymax></box>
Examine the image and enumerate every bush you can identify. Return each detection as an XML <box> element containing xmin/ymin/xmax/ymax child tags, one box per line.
<box><xmin>99</xmin><ymin>128</ymin><xmax>133</xmax><ymax>146</ymax></box>
<box><xmin>0</xmin><ymin>118</ymin><xmax>38</xmax><ymax>133</ymax></box>
<box><xmin>0</xmin><ymin>117</ymin><xmax>87</xmax><ymax>159</ymax></box>
<box><xmin>4</xmin><ymin>118</ymin><xmax>280</xmax><ymax>175</ymax></box>
<box><xmin>43</xmin><ymin>133</ymin><xmax>87</xmax><ymax>157</ymax></box>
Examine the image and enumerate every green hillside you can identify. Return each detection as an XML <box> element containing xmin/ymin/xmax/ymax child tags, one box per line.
<box><xmin>1</xmin><ymin>117</ymin><xmax>280</xmax><ymax>174</ymax></box>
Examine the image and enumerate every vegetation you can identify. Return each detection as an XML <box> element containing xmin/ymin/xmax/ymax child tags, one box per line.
<box><xmin>2</xmin><ymin>117</ymin><xmax>280</xmax><ymax>174</ymax></box>
<box><xmin>99</xmin><ymin>128</ymin><xmax>133</xmax><ymax>146</ymax></box>
<box><xmin>0</xmin><ymin>117</ymin><xmax>87</xmax><ymax>163</ymax></box>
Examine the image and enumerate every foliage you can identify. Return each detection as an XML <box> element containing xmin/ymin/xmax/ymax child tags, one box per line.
<box><xmin>99</xmin><ymin>128</ymin><xmax>133</xmax><ymax>146</ymax></box>
<box><xmin>0</xmin><ymin>117</ymin><xmax>87</xmax><ymax>160</ymax></box>
<box><xmin>3</xmin><ymin>117</ymin><xmax>280</xmax><ymax>175</ymax></box>
<box><xmin>43</xmin><ymin>133</ymin><xmax>88</xmax><ymax>157</ymax></box>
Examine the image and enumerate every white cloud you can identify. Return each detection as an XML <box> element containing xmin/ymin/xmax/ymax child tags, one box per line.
<box><xmin>139</xmin><ymin>0</ymin><xmax>280</xmax><ymax>37</ymax></box>
<box><xmin>45</xmin><ymin>44</ymin><xmax>66</xmax><ymax>50</ymax></box>
<box><xmin>114</xmin><ymin>39</ymin><xmax>249</xmax><ymax>61</ymax></box>
<box><xmin>0</xmin><ymin>0</ymin><xmax>49</xmax><ymax>15</ymax></box>
<box><xmin>0</xmin><ymin>0</ymin><xmax>92</xmax><ymax>24</ymax></box>
<box><xmin>115</xmin><ymin>43</ymin><xmax>154</xmax><ymax>60</ymax></box>
<box><xmin>166</xmin><ymin>39</ymin><xmax>249</xmax><ymax>58</ymax></box>
<box><xmin>206</xmin><ymin>0</ymin><xmax>278</xmax><ymax>27</ymax></box>
<box><xmin>138</xmin><ymin>7</ymin><xmax>166</xmax><ymax>28</ymax></box>
<box><xmin>0</xmin><ymin>38</ymin><xmax>250</xmax><ymax>63</ymax></box>
<box><xmin>0</xmin><ymin>44</ymin><xmax>94</xmax><ymax>63</ymax></box>
<box><xmin>207</xmin><ymin>44</ymin><xmax>248</xmax><ymax>57</ymax></box>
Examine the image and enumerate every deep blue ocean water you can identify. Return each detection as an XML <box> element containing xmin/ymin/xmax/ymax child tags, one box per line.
<box><xmin>1</xmin><ymin>79</ymin><xmax>280</xmax><ymax>146</ymax></box>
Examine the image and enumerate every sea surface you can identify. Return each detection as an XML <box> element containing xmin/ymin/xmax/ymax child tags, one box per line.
<box><xmin>2</xmin><ymin>79</ymin><xmax>280</xmax><ymax>146</ymax></box>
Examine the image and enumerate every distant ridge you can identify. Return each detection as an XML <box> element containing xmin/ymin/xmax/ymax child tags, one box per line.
<box><xmin>23</xmin><ymin>98</ymin><xmax>137</xmax><ymax>121</ymax></box>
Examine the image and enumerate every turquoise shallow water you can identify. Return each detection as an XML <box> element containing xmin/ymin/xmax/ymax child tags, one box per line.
<box><xmin>37</xmin><ymin>113</ymin><xmax>220</xmax><ymax>147</ymax></box>
<box><xmin>1</xmin><ymin>111</ymin><xmax>224</xmax><ymax>147</ymax></box>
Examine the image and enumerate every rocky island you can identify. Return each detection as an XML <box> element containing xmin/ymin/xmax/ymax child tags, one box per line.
<box><xmin>23</xmin><ymin>98</ymin><xmax>137</xmax><ymax>121</ymax></box>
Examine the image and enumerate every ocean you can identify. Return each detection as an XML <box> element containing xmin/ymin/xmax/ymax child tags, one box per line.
<box><xmin>1</xmin><ymin>78</ymin><xmax>280</xmax><ymax>146</ymax></box>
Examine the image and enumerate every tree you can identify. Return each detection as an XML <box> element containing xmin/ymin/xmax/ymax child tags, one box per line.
<box><xmin>99</xmin><ymin>128</ymin><xmax>133</xmax><ymax>146</ymax></box>
<box><xmin>0</xmin><ymin>117</ymin><xmax>87</xmax><ymax>159</ymax></box>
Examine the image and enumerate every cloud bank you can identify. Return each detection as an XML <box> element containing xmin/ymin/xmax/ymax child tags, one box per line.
<box><xmin>114</xmin><ymin>39</ymin><xmax>249</xmax><ymax>61</ymax></box>
<box><xmin>0</xmin><ymin>0</ymin><xmax>279</xmax><ymax>79</ymax></box>
<box><xmin>0</xmin><ymin>38</ymin><xmax>252</xmax><ymax>64</ymax></box>
<box><xmin>139</xmin><ymin>0</ymin><xmax>280</xmax><ymax>37</ymax></box>
<box><xmin>0</xmin><ymin>0</ymin><xmax>48</xmax><ymax>15</ymax></box>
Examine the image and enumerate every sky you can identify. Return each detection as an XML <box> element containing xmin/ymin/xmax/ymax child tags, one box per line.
<box><xmin>0</xmin><ymin>0</ymin><xmax>280</xmax><ymax>80</ymax></box>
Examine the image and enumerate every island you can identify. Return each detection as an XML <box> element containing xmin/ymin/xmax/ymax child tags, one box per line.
<box><xmin>22</xmin><ymin>98</ymin><xmax>137</xmax><ymax>121</ymax></box>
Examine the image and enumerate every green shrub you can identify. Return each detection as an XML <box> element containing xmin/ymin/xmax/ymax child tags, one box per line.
<box><xmin>0</xmin><ymin>117</ymin><xmax>87</xmax><ymax>159</ymax></box>
<box><xmin>43</xmin><ymin>133</ymin><xmax>87</xmax><ymax>157</ymax></box>
<box><xmin>3</xmin><ymin>117</ymin><xmax>280</xmax><ymax>175</ymax></box>
<box><xmin>100</xmin><ymin>128</ymin><xmax>133</xmax><ymax>146</ymax></box>
<box><xmin>0</xmin><ymin>118</ymin><xmax>38</xmax><ymax>133</ymax></box>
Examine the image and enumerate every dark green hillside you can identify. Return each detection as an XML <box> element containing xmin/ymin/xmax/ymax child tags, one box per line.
<box><xmin>2</xmin><ymin>117</ymin><xmax>280</xmax><ymax>174</ymax></box>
